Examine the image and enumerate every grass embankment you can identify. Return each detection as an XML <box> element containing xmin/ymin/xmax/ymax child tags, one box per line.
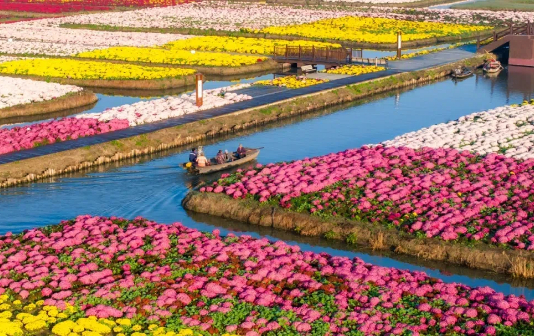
<box><xmin>0</xmin><ymin>90</ymin><xmax>98</xmax><ymax>120</ymax></box>
<box><xmin>60</xmin><ymin>23</ymin><xmax>494</xmax><ymax>50</ymax></box>
<box><xmin>453</xmin><ymin>0</ymin><xmax>534</xmax><ymax>11</ymax></box>
<box><xmin>0</xmin><ymin>54</ymin><xmax>489</xmax><ymax>188</ymax></box>
<box><xmin>182</xmin><ymin>191</ymin><xmax>534</xmax><ymax>278</ymax></box>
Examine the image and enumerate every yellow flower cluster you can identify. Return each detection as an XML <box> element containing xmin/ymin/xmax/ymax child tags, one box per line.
<box><xmin>256</xmin><ymin>76</ymin><xmax>327</xmax><ymax>89</ymax></box>
<box><xmin>0</xmin><ymin>295</ymin><xmax>239</xmax><ymax>336</ymax></box>
<box><xmin>77</xmin><ymin>47</ymin><xmax>266</xmax><ymax>67</ymax></box>
<box><xmin>0</xmin><ymin>294</ymin><xmax>75</xmax><ymax>336</ymax></box>
<box><xmin>324</xmin><ymin>65</ymin><xmax>385</xmax><ymax>76</ymax></box>
<box><xmin>252</xmin><ymin>17</ymin><xmax>491</xmax><ymax>44</ymax></box>
<box><xmin>164</xmin><ymin>36</ymin><xmax>341</xmax><ymax>55</ymax></box>
<box><xmin>0</xmin><ymin>59</ymin><xmax>196</xmax><ymax>80</ymax></box>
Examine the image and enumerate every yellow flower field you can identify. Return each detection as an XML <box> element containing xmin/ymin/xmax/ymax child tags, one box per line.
<box><xmin>0</xmin><ymin>59</ymin><xmax>196</xmax><ymax>80</ymax></box>
<box><xmin>164</xmin><ymin>36</ymin><xmax>341</xmax><ymax>55</ymax></box>
<box><xmin>256</xmin><ymin>76</ymin><xmax>327</xmax><ymax>89</ymax></box>
<box><xmin>77</xmin><ymin>47</ymin><xmax>266</xmax><ymax>67</ymax></box>
<box><xmin>251</xmin><ymin>17</ymin><xmax>491</xmax><ymax>44</ymax></box>
<box><xmin>0</xmin><ymin>294</ymin><xmax>238</xmax><ymax>336</ymax></box>
<box><xmin>324</xmin><ymin>65</ymin><xmax>385</xmax><ymax>76</ymax></box>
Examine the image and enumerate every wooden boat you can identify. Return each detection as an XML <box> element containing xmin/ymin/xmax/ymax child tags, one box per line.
<box><xmin>483</xmin><ymin>60</ymin><xmax>503</xmax><ymax>74</ymax></box>
<box><xmin>451</xmin><ymin>68</ymin><xmax>473</xmax><ymax>79</ymax></box>
<box><xmin>185</xmin><ymin>148</ymin><xmax>260</xmax><ymax>175</ymax></box>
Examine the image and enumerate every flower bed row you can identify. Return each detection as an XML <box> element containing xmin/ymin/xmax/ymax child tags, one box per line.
<box><xmin>251</xmin><ymin>17</ymin><xmax>490</xmax><ymax>44</ymax></box>
<box><xmin>0</xmin><ymin>85</ymin><xmax>251</xmax><ymax>155</ymax></box>
<box><xmin>324</xmin><ymin>64</ymin><xmax>385</xmax><ymax>76</ymax></box>
<box><xmin>202</xmin><ymin>146</ymin><xmax>534</xmax><ymax>251</ymax></box>
<box><xmin>0</xmin><ymin>77</ymin><xmax>83</xmax><ymax>110</ymax></box>
<box><xmin>164</xmin><ymin>36</ymin><xmax>341</xmax><ymax>55</ymax></box>
<box><xmin>381</xmin><ymin>102</ymin><xmax>534</xmax><ymax>160</ymax></box>
<box><xmin>0</xmin><ymin>0</ymin><xmax>196</xmax><ymax>8</ymax></box>
<box><xmin>0</xmin><ymin>21</ymin><xmax>190</xmax><ymax>56</ymax></box>
<box><xmin>53</xmin><ymin>2</ymin><xmax>534</xmax><ymax>35</ymax></box>
<box><xmin>0</xmin><ymin>214</ymin><xmax>533</xmax><ymax>335</ymax></box>
<box><xmin>76</xmin><ymin>47</ymin><xmax>267</xmax><ymax>67</ymax></box>
<box><xmin>0</xmin><ymin>59</ymin><xmax>196</xmax><ymax>80</ymax></box>
<box><xmin>0</xmin><ymin>3</ymin><xmax>111</xmax><ymax>13</ymax></box>
<box><xmin>0</xmin><ymin>118</ymin><xmax>129</xmax><ymax>155</ymax></box>
<box><xmin>76</xmin><ymin>85</ymin><xmax>252</xmax><ymax>126</ymax></box>
<box><xmin>255</xmin><ymin>76</ymin><xmax>327</xmax><ymax>89</ymax></box>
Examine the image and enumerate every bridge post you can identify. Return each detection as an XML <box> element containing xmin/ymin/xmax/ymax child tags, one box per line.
<box><xmin>396</xmin><ymin>31</ymin><xmax>402</xmax><ymax>60</ymax></box>
<box><xmin>476</xmin><ymin>36</ymin><xmax>480</xmax><ymax>49</ymax></box>
<box><xmin>285</xmin><ymin>45</ymin><xmax>288</xmax><ymax>59</ymax></box>
<box><xmin>510</xmin><ymin>23</ymin><xmax>514</xmax><ymax>35</ymax></box>
<box><xmin>493</xmin><ymin>31</ymin><xmax>497</xmax><ymax>41</ymax></box>
<box><xmin>312</xmin><ymin>46</ymin><xmax>315</xmax><ymax>61</ymax></box>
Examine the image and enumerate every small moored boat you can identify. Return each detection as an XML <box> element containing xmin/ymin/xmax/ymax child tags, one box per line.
<box><xmin>483</xmin><ymin>60</ymin><xmax>503</xmax><ymax>74</ymax></box>
<box><xmin>184</xmin><ymin>148</ymin><xmax>261</xmax><ymax>175</ymax></box>
<box><xmin>451</xmin><ymin>67</ymin><xmax>473</xmax><ymax>79</ymax></box>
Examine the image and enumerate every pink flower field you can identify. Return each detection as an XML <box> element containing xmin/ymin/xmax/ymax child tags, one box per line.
<box><xmin>0</xmin><ymin>215</ymin><xmax>533</xmax><ymax>335</ymax></box>
<box><xmin>202</xmin><ymin>146</ymin><xmax>534</xmax><ymax>251</ymax></box>
<box><xmin>0</xmin><ymin>118</ymin><xmax>129</xmax><ymax>155</ymax></box>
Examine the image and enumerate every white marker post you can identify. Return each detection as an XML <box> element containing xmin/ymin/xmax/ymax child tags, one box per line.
<box><xmin>196</xmin><ymin>73</ymin><xmax>203</xmax><ymax>107</ymax></box>
<box><xmin>397</xmin><ymin>31</ymin><xmax>402</xmax><ymax>60</ymax></box>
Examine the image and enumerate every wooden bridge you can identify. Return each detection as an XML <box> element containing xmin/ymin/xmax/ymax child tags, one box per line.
<box><xmin>272</xmin><ymin>45</ymin><xmax>361</xmax><ymax>66</ymax></box>
<box><xmin>478</xmin><ymin>23</ymin><xmax>534</xmax><ymax>67</ymax></box>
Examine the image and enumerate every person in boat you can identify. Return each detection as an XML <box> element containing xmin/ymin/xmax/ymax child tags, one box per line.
<box><xmin>215</xmin><ymin>150</ymin><xmax>226</xmax><ymax>165</ymax></box>
<box><xmin>224</xmin><ymin>150</ymin><xmax>233</xmax><ymax>162</ymax></box>
<box><xmin>236</xmin><ymin>144</ymin><xmax>247</xmax><ymax>159</ymax></box>
<box><xmin>188</xmin><ymin>148</ymin><xmax>197</xmax><ymax>163</ymax></box>
<box><xmin>196</xmin><ymin>151</ymin><xmax>210</xmax><ymax>167</ymax></box>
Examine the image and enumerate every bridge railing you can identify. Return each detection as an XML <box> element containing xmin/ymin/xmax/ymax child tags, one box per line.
<box><xmin>272</xmin><ymin>46</ymin><xmax>358</xmax><ymax>64</ymax></box>
<box><xmin>492</xmin><ymin>23</ymin><xmax>532</xmax><ymax>42</ymax></box>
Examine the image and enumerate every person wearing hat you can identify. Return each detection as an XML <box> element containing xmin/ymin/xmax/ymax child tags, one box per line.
<box><xmin>236</xmin><ymin>144</ymin><xmax>247</xmax><ymax>159</ymax></box>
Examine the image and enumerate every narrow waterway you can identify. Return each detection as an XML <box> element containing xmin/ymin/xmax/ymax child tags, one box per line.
<box><xmin>429</xmin><ymin>0</ymin><xmax>485</xmax><ymax>9</ymax></box>
<box><xmin>3</xmin><ymin>67</ymin><xmax>534</xmax><ymax>297</ymax></box>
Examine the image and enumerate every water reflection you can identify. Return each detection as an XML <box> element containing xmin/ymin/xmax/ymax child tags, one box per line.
<box><xmin>2</xmin><ymin>67</ymin><xmax>534</xmax><ymax>296</ymax></box>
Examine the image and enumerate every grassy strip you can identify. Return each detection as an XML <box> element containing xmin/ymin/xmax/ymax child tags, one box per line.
<box><xmin>0</xmin><ymin>90</ymin><xmax>98</xmax><ymax>120</ymax></box>
<box><xmin>60</xmin><ymin>23</ymin><xmax>494</xmax><ymax>50</ymax></box>
<box><xmin>0</xmin><ymin>54</ymin><xmax>489</xmax><ymax>188</ymax></box>
<box><xmin>182</xmin><ymin>191</ymin><xmax>534</xmax><ymax>278</ymax></box>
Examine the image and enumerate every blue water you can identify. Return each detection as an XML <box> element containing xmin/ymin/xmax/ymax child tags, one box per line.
<box><xmin>2</xmin><ymin>67</ymin><xmax>534</xmax><ymax>297</ymax></box>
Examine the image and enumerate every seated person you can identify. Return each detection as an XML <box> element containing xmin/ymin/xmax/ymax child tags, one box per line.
<box><xmin>236</xmin><ymin>144</ymin><xmax>247</xmax><ymax>159</ymax></box>
<box><xmin>188</xmin><ymin>148</ymin><xmax>197</xmax><ymax>163</ymax></box>
<box><xmin>196</xmin><ymin>152</ymin><xmax>210</xmax><ymax>167</ymax></box>
<box><xmin>224</xmin><ymin>150</ymin><xmax>233</xmax><ymax>162</ymax></box>
<box><xmin>215</xmin><ymin>150</ymin><xmax>225</xmax><ymax>164</ymax></box>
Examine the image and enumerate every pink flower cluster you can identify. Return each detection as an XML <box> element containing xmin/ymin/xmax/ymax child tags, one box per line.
<box><xmin>203</xmin><ymin>146</ymin><xmax>534</xmax><ymax>250</ymax></box>
<box><xmin>0</xmin><ymin>118</ymin><xmax>128</xmax><ymax>155</ymax></box>
<box><xmin>0</xmin><ymin>215</ymin><xmax>532</xmax><ymax>335</ymax></box>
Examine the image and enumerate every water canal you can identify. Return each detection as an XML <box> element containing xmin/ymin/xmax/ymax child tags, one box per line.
<box><xmin>3</xmin><ymin>65</ymin><xmax>534</xmax><ymax>298</ymax></box>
